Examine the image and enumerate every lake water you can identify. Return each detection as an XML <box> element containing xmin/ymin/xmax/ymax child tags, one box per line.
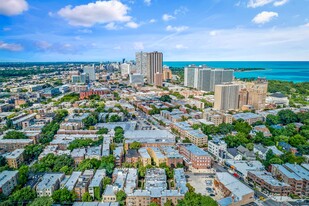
<box><xmin>164</xmin><ymin>61</ymin><xmax>309</xmax><ymax>82</ymax></box>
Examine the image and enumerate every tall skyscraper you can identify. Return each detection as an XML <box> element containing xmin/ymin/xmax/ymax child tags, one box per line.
<box><xmin>146</xmin><ymin>51</ymin><xmax>163</xmax><ymax>85</ymax></box>
<box><xmin>135</xmin><ymin>52</ymin><xmax>148</xmax><ymax>76</ymax></box>
<box><xmin>83</xmin><ymin>65</ymin><xmax>96</xmax><ymax>81</ymax></box>
<box><xmin>184</xmin><ymin>66</ymin><xmax>234</xmax><ymax>91</ymax></box>
<box><xmin>184</xmin><ymin>66</ymin><xmax>198</xmax><ymax>88</ymax></box>
<box><xmin>214</xmin><ymin>83</ymin><xmax>240</xmax><ymax>111</ymax></box>
<box><xmin>154</xmin><ymin>72</ymin><xmax>163</xmax><ymax>86</ymax></box>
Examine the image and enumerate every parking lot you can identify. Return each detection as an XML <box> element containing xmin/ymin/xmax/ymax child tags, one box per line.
<box><xmin>186</xmin><ymin>173</ymin><xmax>217</xmax><ymax>199</ymax></box>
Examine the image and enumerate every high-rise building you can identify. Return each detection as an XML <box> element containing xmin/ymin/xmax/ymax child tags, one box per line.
<box><xmin>154</xmin><ymin>72</ymin><xmax>163</xmax><ymax>87</ymax></box>
<box><xmin>163</xmin><ymin>67</ymin><xmax>172</xmax><ymax>81</ymax></box>
<box><xmin>214</xmin><ymin>83</ymin><xmax>240</xmax><ymax>111</ymax></box>
<box><xmin>184</xmin><ymin>65</ymin><xmax>233</xmax><ymax>91</ymax></box>
<box><xmin>246</xmin><ymin>78</ymin><xmax>268</xmax><ymax>110</ymax></box>
<box><xmin>135</xmin><ymin>52</ymin><xmax>148</xmax><ymax>76</ymax></box>
<box><xmin>83</xmin><ymin>65</ymin><xmax>96</xmax><ymax>81</ymax></box>
<box><xmin>146</xmin><ymin>51</ymin><xmax>163</xmax><ymax>85</ymax></box>
<box><xmin>184</xmin><ymin>66</ymin><xmax>198</xmax><ymax>88</ymax></box>
<box><xmin>120</xmin><ymin>63</ymin><xmax>131</xmax><ymax>77</ymax></box>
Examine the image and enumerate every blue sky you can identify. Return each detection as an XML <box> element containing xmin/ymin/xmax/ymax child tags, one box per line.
<box><xmin>0</xmin><ymin>0</ymin><xmax>309</xmax><ymax>61</ymax></box>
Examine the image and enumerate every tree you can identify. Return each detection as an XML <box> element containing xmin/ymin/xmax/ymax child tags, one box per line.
<box><xmin>82</xmin><ymin>192</ymin><xmax>92</xmax><ymax>202</ymax></box>
<box><xmin>234</xmin><ymin>121</ymin><xmax>252</xmax><ymax>135</ymax></box>
<box><xmin>246</xmin><ymin>143</ymin><xmax>254</xmax><ymax>151</ymax></box>
<box><xmin>164</xmin><ymin>199</ymin><xmax>174</xmax><ymax>206</ymax></box>
<box><xmin>186</xmin><ymin>183</ymin><xmax>195</xmax><ymax>193</ymax></box>
<box><xmin>9</xmin><ymin>186</ymin><xmax>36</xmax><ymax>204</ymax></box>
<box><xmin>3</xmin><ymin>130</ymin><xmax>27</xmax><ymax>139</ymax></box>
<box><xmin>83</xmin><ymin>114</ymin><xmax>98</xmax><ymax>128</ymax></box>
<box><xmin>269</xmin><ymin>157</ymin><xmax>284</xmax><ymax>165</ymax></box>
<box><xmin>149</xmin><ymin>203</ymin><xmax>160</xmax><ymax>206</ymax></box>
<box><xmin>114</xmin><ymin>127</ymin><xmax>124</xmax><ymax>143</ymax></box>
<box><xmin>278</xmin><ymin>110</ymin><xmax>298</xmax><ymax>125</ymax></box>
<box><xmin>6</xmin><ymin>119</ymin><xmax>13</xmax><ymax>129</ymax></box>
<box><xmin>18</xmin><ymin>165</ymin><xmax>29</xmax><ymax>186</ymax></box>
<box><xmin>52</xmin><ymin>188</ymin><xmax>76</xmax><ymax>204</ymax></box>
<box><xmin>100</xmin><ymin>155</ymin><xmax>115</xmax><ymax>175</ymax></box>
<box><xmin>266</xmin><ymin>114</ymin><xmax>280</xmax><ymax>126</ymax></box>
<box><xmin>109</xmin><ymin>115</ymin><xmax>121</xmax><ymax>122</ymax></box>
<box><xmin>116</xmin><ymin>190</ymin><xmax>126</xmax><ymax>206</ymax></box>
<box><xmin>32</xmin><ymin>154</ymin><xmax>74</xmax><ymax>174</ymax></box>
<box><xmin>24</xmin><ymin>144</ymin><xmax>44</xmax><ymax>161</ymax></box>
<box><xmin>97</xmin><ymin>127</ymin><xmax>108</xmax><ymax>135</ymax></box>
<box><xmin>77</xmin><ymin>158</ymin><xmax>101</xmax><ymax>171</ymax></box>
<box><xmin>289</xmin><ymin>134</ymin><xmax>306</xmax><ymax>147</ymax></box>
<box><xmin>129</xmin><ymin>141</ymin><xmax>142</xmax><ymax>150</ymax></box>
<box><xmin>177</xmin><ymin>192</ymin><xmax>218</xmax><ymax>206</ymax></box>
<box><xmin>160</xmin><ymin>95</ymin><xmax>172</xmax><ymax>103</ymax></box>
<box><xmin>218</xmin><ymin>123</ymin><xmax>234</xmax><ymax>135</ymax></box>
<box><xmin>103</xmin><ymin>176</ymin><xmax>111</xmax><ymax>190</ymax></box>
<box><xmin>28</xmin><ymin>197</ymin><xmax>53</xmax><ymax>206</ymax></box>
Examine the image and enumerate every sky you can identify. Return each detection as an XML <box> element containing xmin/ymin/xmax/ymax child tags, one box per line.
<box><xmin>0</xmin><ymin>0</ymin><xmax>309</xmax><ymax>62</ymax></box>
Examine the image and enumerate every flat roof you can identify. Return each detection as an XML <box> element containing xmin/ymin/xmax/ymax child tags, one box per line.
<box><xmin>0</xmin><ymin>170</ymin><xmax>18</xmax><ymax>187</ymax></box>
<box><xmin>216</xmin><ymin>172</ymin><xmax>253</xmax><ymax>202</ymax></box>
<box><xmin>89</xmin><ymin>169</ymin><xmax>106</xmax><ymax>188</ymax></box>
<box><xmin>64</xmin><ymin>171</ymin><xmax>82</xmax><ymax>191</ymax></box>
<box><xmin>37</xmin><ymin>173</ymin><xmax>64</xmax><ymax>190</ymax></box>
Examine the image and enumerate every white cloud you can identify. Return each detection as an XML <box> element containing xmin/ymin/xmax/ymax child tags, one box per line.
<box><xmin>36</xmin><ymin>41</ymin><xmax>52</xmax><ymax>50</ymax></box>
<box><xmin>247</xmin><ymin>0</ymin><xmax>288</xmax><ymax>8</ymax></box>
<box><xmin>273</xmin><ymin>0</ymin><xmax>288</xmax><ymax>6</ymax></box>
<box><xmin>162</xmin><ymin>14</ymin><xmax>175</xmax><ymax>21</ymax></box>
<box><xmin>174</xmin><ymin>6</ymin><xmax>188</xmax><ymax>15</ymax></box>
<box><xmin>252</xmin><ymin>11</ymin><xmax>278</xmax><ymax>24</ymax></box>
<box><xmin>166</xmin><ymin>25</ymin><xmax>188</xmax><ymax>32</ymax></box>
<box><xmin>125</xmin><ymin>21</ymin><xmax>139</xmax><ymax>29</ymax></box>
<box><xmin>134</xmin><ymin>42</ymin><xmax>144</xmax><ymax>50</ymax></box>
<box><xmin>247</xmin><ymin>0</ymin><xmax>273</xmax><ymax>8</ymax></box>
<box><xmin>3</xmin><ymin>27</ymin><xmax>11</xmax><ymax>31</ymax></box>
<box><xmin>209</xmin><ymin>30</ymin><xmax>218</xmax><ymax>36</ymax></box>
<box><xmin>78</xmin><ymin>29</ymin><xmax>93</xmax><ymax>33</ymax></box>
<box><xmin>149</xmin><ymin>19</ymin><xmax>156</xmax><ymax>23</ymax></box>
<box><xmin>0</xmin><ymin>0</ymin><xmax>28</xmax><ymax>16</ymax></box>
<box><xmin>302</xmin><ymin>23</ymin><xmax>309</xmax><ymax>27</ymax></box>
<box><xmin>58</xmin><ymin>0</ymin><xmax>131</xmax><ymax>27</ymax></box>
<box><xmin>0</xmin><ymin>41</ymin><xmax>23</xmax><ymax>51</ymax></box>
<box><xmin>144</xmin><ymin>0</ymin><xmax>151</xmax><ymax>6</ymax></box>
<box><xmin>105</xmin><ymin>22</ymin><xmax>118</xmax><ymax>30</ymax></box>
<box><xmin>175</xmin><ymin>44</ymin><xmax>188</xmax><ymax>49</ymax></box>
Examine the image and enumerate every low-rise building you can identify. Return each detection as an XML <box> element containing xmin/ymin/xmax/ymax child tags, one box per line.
<box><xmin>63</xmin><ymin>171</ymin><xmax>82</xmax><ymax>191</ymax></box>
<box><xmin>247</xmin><ymin>171</ymin><xmax>291</xmax><ymax>196</ymax></box>
<box><xmin>232</xmin><ymin>113</ymin><xmax>263</xmax><ymax>125</ymax></box>
<box><xmin>4</xmin><ymin>148</ymin><xmax>25</xmax><ymax>168</ymax></box>
<box><xmin>125</xmin><ymin>149</ymin><xmax>140</xmax><ymax>164</ymax></box>
<box><xmin>71</xmin><ymin>148</ymin><xmax>86</xmax><ymax>165</ymax></box>
<box><xmin>36</xmin><ymin>173</ymin><xmax>65</xmax><ymax>197</ymax></box>
<box><xmin>208</xmin><ymin>139</ymin><xmax>227</xmax><ymax>161</ymax></box>
<box><xmin>124</xmin><ymin>130</ymin><xmax>175</xmax><ymax>150</ymax></box>
<box><xmin>271</xmin><ymin>163</ymin><xmax>309</xmax><ymax>197</ymax></box>
<box><xmin>0</xmin><ymin>139</ymin><xmax>34</xmax><ymax>153</ymax></box>
<box><xmin>147</xmin><ymin>147</ymin><xmax>166</xmax><ymax>166</ymax></box>
<box><xmin>177</xmin><ymin>143</ymin><xmax>212</xmax><ymax>169</ymax></box>
<box><xmin>138</xmin><ymin>147</ymin><xmax>151</xmax><ymax>166</ymax></box>
<box><xmin>214</xmin><ymin>172</ymin><xmax>254</xmax><ymax>206</ymax></box>
<box><xmin>74</xmin><ymin>170</ymin><xmax>95</xmax><ymax>200</ymax></box>
<box><xmin>224</xmin><ymin>160</ymin><xmax>264</xmax><ymax>179</ymax></box>
<box><xmin>0</xmin><ymin>170</ymin><xmax>19</xmax><ymax>196</ymax></box>
<box><xmin>89</xmin><ymin>169</ymin><xmax>106</xmax><ymax>200</ymax></box>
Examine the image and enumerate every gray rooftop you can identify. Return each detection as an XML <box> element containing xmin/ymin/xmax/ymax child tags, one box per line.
<box><xmin>89</xmin><ymin>169</ymin><xmax>106</xmax><ymax>188</ymax></box>
<box><xmin>37</xmin><ymin>173</ymin><xmax>64</xmax><ymax>190</ymax></box>
<box><xmin>0</xmin><ymin>170</ymin><xmax>18</xmax><ymax>187</ymax></box>
<box><xmin>216</xmin><ymin>172</ymin><xmax>253</xmax><ymax>202</ymax></box>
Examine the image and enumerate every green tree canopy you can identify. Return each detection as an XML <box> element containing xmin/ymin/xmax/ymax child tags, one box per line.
<box><xmin>3</xmin><ymin>130</ymin><xmax>27</xmax><ymax>139</ymax></box>
<box><xmin>52</xmin><ymin>188</ymin><xmax>76</xmax><ymax>204</ymax></box>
